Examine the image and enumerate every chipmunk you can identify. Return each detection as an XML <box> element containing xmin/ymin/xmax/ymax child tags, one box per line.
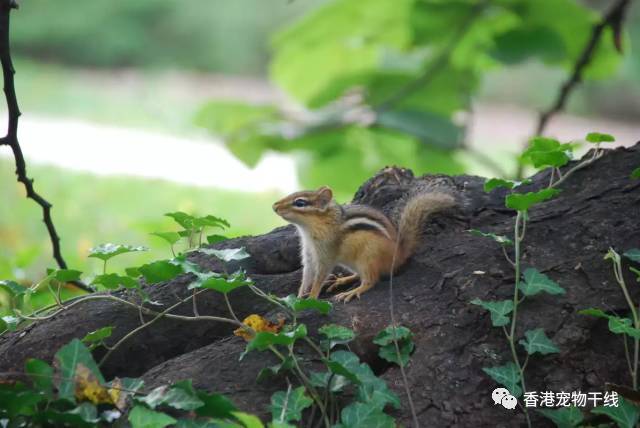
<box><xmin>272</xmin><ymin>186</ymin><xmax>455</xmax><ymax>302</ymax></box>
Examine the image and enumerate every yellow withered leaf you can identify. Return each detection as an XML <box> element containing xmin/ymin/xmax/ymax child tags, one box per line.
<box><xmin>74</xmin><ymin>363</ymin><xmax>124</xmax><ymax>408</ymax></box>
<box><xmin>234</xmin><ymin>314</ymin><xmax>284</xmax><ymax>341</ymax></box>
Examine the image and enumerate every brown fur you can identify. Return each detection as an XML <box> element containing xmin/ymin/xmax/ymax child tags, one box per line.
<box><xmin>273</xmin><ymin>186</ymin><xmax>455</xmax><ymax>302</ymax></box>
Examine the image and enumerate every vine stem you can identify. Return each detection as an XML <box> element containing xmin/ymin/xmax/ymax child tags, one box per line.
<box><xmin>507</xmin><ymin>211</ymin><xmax>531</xmax><ymax>428</ymax></box>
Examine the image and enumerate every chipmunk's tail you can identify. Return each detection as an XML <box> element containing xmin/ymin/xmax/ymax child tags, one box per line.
<box><xmin>395</xmin><ymin>192</ymin><xmax>456</xmax><ymax>266</ymax></box>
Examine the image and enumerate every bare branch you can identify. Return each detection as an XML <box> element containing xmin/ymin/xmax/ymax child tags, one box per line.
<box><xmin>0</xmin><ymin>0</ymin><xmax>90</xmax><ymax>291</ymax></box>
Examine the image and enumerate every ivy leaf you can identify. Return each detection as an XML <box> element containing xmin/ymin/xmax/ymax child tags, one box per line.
<box><xmin>88</xmin><ymin>244</ymin><xmax>147</xmax><ymax>262</ymax></box>
<box><xmin>278</xmin><ymin>295</ymin><xmax>333</xmax><ymax>315</ymax></box>
<box><xmin>193</xmin><ymin>215</ymin><xmax>230</xmax><ymax>230</ymax></box>
<box><xmin>245</xmin><ymin>324</ymin><xmax>308</xmax><ymax>353</ymax></box>
<box><xmin>538</xmin><ymin>406</ymin><xmax>584</xmax><ymax>428</ymax></box>
<box><xmin>591</xmin><ymin>398</ymin><xmax>640</xmax><ymax>428</ymax></box>
<box><xmin>373</xmin><ymin>325</ymin><xmax>414</xmax><ymax>366</ymax></box>
<box><xmin>483</xmin><ymin>362</ymin><xmax>522</xmax><ymax>398</ymax></box>
<box><xmin>128</xmin><ymin>406</ymin><xmax>176</xmax><ymax>428</ymax></box>
<box><xmin>337</xmin><ymin>402</ymin><xmax>395</xmax><ymax>428</ymax></box>
<box><xmin>586</xmin><ymin>132</ymin><xmax>615</xmax><ymax>143</ymax></box>
<box><xmin>139</xmin><ymin>381</ymin><xmax>204</xmax><ymax>411</ymax></box>
<box><xmin>319</xmin><ymin>324</ymin><xmax>355</xmax><ymax>350</ymax></box>
<box><xmin>150</xmin><ymin>232</ymin><xmax>182</xmax><ymax>246</ymax></box>
<box><xmin>49</xmin><ymin>269</ymin><xmax>83</xmax><ymax>282</ymax></box>
<box><xmin>309</xmin><ymin>371</ymin><xmax>349</xmax><ymax>392</ymax></box>
<box><xmin>519</xmin><ymin>268</ymin><xmax>565</xmax><ymax>296</ymax></box>
<box><xmin>521</xmin><ymin>137</ymin><xmax>572</xmax><ymax>168</ymax></box>
<box><xmin>25</xmin><ymin>358</ymin><xmax>54</xmax><ymax>397</ymax></box>
<box><xmin>81</xmin><ymin>327</ymin><xmax>114</xmax><ymax>347</ymax></box>
<box><xmin>188</xmin><ymin>271</ymin><xmax>252</xmax><ymax>294</ymax></box>
<box><xmin>1</xmin><ymin>315</ymin><xmax>21</xmax><ymax>331</ymax></box>
<box><xmin>469</xmin><ymin>229</ymin><xmax>513</xmax><ymax>246</ymax></box>
<box><xmin>270</xmin><ymin>386</ymin><xmax>313</xmax><ymax>422</ymax></box>
<box><xmin>579</xmin><ymin>308</ymin><xmax>640</xmax><ymax>339</ymax></box>
<box><xmin>92</xmin><ymin>273</ymin><xmax>138</xmax><ymax>290</ymax></box>
<box><xmin>199</xmin><ymin>247</ymin><xmax>251</xmax><ymax>262</ymax></box>
<box><xmin>138</xmin><ymin>260</ymin><xmax>183</xmax><ymax>283</ymax></box>
<box><xmin>623</xmin><ymin>249</ymin><xmax>640</xmax><ymax>263</ymax></box>
<box><xmin>257</xmin><ymin>357</ymin><xmax>294</xmax><ymax>382</ymax></box>
<box><xmin>231</xmin><ymin>411</ymin><xmax>264</xmax><ymax>428</ymax></box>
<box><xmin>631</xmin><ymin>168</ymin><xmax>640</xmax><ymax>179</ymax></box>
<box><xmin>165</xmin><ymin>212</ymin><xmax>196</xmax><ymax>230</ymax></box>
<box><xmin>329</xmin><ymin>351</ymin><xmax>399</xmax><ymax>410</ymax></box>
<box><xmin>0</xmin><ymin>280</ymin><xmax>27</xmax><ymax>297</ymax></box>
<box><xmin>470</xmin><ymin>299</ymin><xmax>514</xmax><ymax>327</ymax></box>
<box><xmin>519</xmin><ymin>328</ymin><xmax>560</xmax><ymax>355</ymax></box>
<box><xmin>505</xmin><ymin>188</ymin><xmax>561</xmax><ymax>212</ymax></box>
<box><xmin>206</xmin><ymin>234</ymin><xmax>227</xmax><ymax>244</ymax></box>
<box><xmin>483</xmin><ymin>178</ymin><xmax>530</xmax><ymax>192</ymax></box>
<box><xmin>54</xmin><ymin>339</ymin><xmax>104</xmax><ymax>402</ymax></box>
<box><xmin>195</xmin><ymin>391</ymin><xmax>237</xmax><ymax>419</ymax></box>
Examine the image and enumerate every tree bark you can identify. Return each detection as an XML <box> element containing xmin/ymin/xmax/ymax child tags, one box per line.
<box><xmin>1</xmin><ymin>143</ymin><xmax>639</xmax><ymax>426</ymax></box>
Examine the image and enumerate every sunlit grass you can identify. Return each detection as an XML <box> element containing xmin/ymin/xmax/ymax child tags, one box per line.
<box><xmin>0</xmin><ymin>158</ymin><xmax>285</xmax><ymax>283</ymax></box>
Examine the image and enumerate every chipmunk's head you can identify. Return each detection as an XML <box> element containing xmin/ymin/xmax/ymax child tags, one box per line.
<box><xmin>272</xmin><ymin>186</ymin><xmax>334</xmax><ymax>226</ymax></box>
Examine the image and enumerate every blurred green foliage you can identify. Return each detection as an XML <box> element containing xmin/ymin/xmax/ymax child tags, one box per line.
<box><xmin>0</xmin><ymin>159</ymin><xmax>283</xmax><ymax>283</ymax></box>
<box><xmin>12</xmin><ymin>0</ymin><xmax>325</xmax><ymax>74</ymax></box>
<box><xmin>196</xmin><ymin>0</ymin><xmax>626</xmax><ymax>190</ymax></box>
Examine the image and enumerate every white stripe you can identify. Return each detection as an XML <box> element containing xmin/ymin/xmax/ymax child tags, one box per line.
<box><xmin>342</xmin><ymin>217</ymin><xmax>392</xmax><ymax>239</ymax></box>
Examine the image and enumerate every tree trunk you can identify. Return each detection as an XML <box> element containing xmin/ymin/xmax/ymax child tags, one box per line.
<box><xmin>1</xmin><ymin>143</ymin><xmax>639</xmax><ymax>426</ymax></box>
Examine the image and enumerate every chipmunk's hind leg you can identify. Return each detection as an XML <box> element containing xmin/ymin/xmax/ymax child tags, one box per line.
<box><xmin>325</xmin><ymin>273</ymin><xmax>359</xmax><ymax>292</ymax></box>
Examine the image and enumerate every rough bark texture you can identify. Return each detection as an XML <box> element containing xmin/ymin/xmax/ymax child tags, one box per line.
<box><xmin>1</xmin><ymin>144</ymin><xmax>639</xmax><ymax>427</ymax></box>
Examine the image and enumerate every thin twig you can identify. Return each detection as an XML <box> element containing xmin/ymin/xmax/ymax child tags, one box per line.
<box><xmin>0</xmin><ymin>1</ymin><xmax>91</xmax><ymax>291</ymax></box>
<box><xmin>516</xmin><ymin>0</ymin><xmax>631</xmax><ymax>179</ymax></box>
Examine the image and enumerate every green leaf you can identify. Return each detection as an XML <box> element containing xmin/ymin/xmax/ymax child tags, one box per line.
<box><xmin>88</xmin><ymin>243</ymin><xmax>147</xmax><ymax>262</ymax></box>
<box><xmin>469</xmin><ymin>229</ymin><xmax>514</xmax><ymax>246</ymax></box>
<box><xmin>519</xmin><ymin>268</ymin><xmax>565</xmax><ymax>296</ymax></box>
<box><xmin>138</xmin><ymin>260</ymin><xmax>183</xmax><ymax>283</ymax></box>
<box><xmin>193</xmin><ymin>215</ymin><xmax>230</xmax><ymax>230</ymax></box>
<box><xmin>50</xmin><ymin>269</ymin><xmax>83</xmax><ymax>282</ymax></box>
<box><xmin>538</xmin><ymin>406</ymin><xmax>584</xmax><ymax>428</ymax></box>
<box><xmin>483</xmin><ymin>362</ymin><xmax>522</xmax><ymax>398</ymax></box>
<box><xmin>1</xmin><ymin>315</ymin><xmax>21</xmax><ymax>331</ymax></box>
<box><xmin>492</xmin><ymin>26</ymin><xmax>566</xmax><ymax>65</ymax></box>
<box><xmin>0</xmin><ymin>280</ymin><xmax>28</xmax><ymax>297</ymax></box>
<box><xmin>92</xmin><ymin>273</ymin><xmax>138</xmax><ymax>290</ymax></box>
<box><xmin>309</xmin><ymin>371</ymin><xmax>349</xmax><ymax>392</ymax></box>
<box><xmin>373</xmin><ymin>325</ymin><xmax>414</xmax><ymax>366</ymax></box>
<box><xmin>199</xmin><ymin>247</ymin><xmax>251</xmax><ymax>262</ymax></box>
<box><xmin>631</xmin><ymin>168</ymin><xmax>640</xmax><ymax>179</ymax></box>
<box><xmin>151</xmin><ymin>232</ymin><xmax>182</xmax><ymax>246</ymax></box>
<box><xmin>188</xmin><ymin>271</ymin><xmax>252</xmax><ymax>294</ymax></box>
<box><xmin>521</xmin><ymin>137</ymin><xmax>572</xmax><ymax>169</ymax></box>
<box><xmin>591</xmin><ymin>397</ymin><xmax>640</xmax><ymax>428</ymax></box>
<box><xmin>519</xmin><ymin>328</ymin><xmax>560</xmax><ymax>355</ymax></box>
<box><xmin>165</xmin><ymin>211</ymin><xmax>197</xmax><ymax>230</ymax></box>
<box><xmin>623</xmin><ymin>249</ymin><xmax>640</xmax><ymax>263</ymax></box>
<box><xmin>319</xmin><ymin>324</ymin><xmax>356</xmax><ymax>341</ymax></box>
<box><xmin>129</xmin><ymin>405</ymin><xmax>176</xmax><ymax>428</ymax></box>
<box><xmin>196</xmin><ymin>391</ymin><xmax>237</xmax><ymax>419</ymax></box>
<box><xmin>375</xmin><ymin>109</ymin><xmax>463</xmax><ymax>150</ymax></box>
<box><xmin>81</xmin><ymin>326</ymin><xmax>113</xmax><ymax>345</ymax></box>
<box><xmin>140</xmin><ymin>381</ymin><xmax>204</xmax><ymax>411</ymax></box>
<box><xmin>586</xmin><ymin>132</ymin><xmax>615</xmax><ymax>143</ymax></box>
<box><xmin>206</xmin><ymin>234</ymin><xmax>228</xmax><ymax>245</ymax></box>
<box><xmin>505</xmin><ymin>188</ymin><xmax>561</xmax><ymax>211</ymax></box>
<box><xmin>470</xmin><ymin>299</ymin><xmax>514</xmax><ymax>327</ymax></box>
<box><xmin>278</xmin><ymin>295</ymin><xmax>333</xmax><ymax>315</ymax></box>
<box><xmin>329</xmin><ymin>351</ymin><xmax>399</xmax><ymax>410</ymax></box>
<box><xmin>257</xmin><ymin>357</ymin><xmax>294</xmax><ymax>382</ymax></box>
<box><xmin>245</xmin><ymin>324</ymin><xmax>308</xmax><ymax>353</ymax></box>
<box><xmin>25</xmin><ymin>358</ymin><xmax>53</xmax><ymax>396</ymax></box>
<box><xmin>231</xmin><ymin>411</ymin><xmax>264</xmax><ymax>428</ymax></box>
<box><xmin>338</xmin><ymin>402</ymin><xmax>395</xmax><ymax>428</ymax></box>
<box><xmin>54</xmin><ymin>339</ymin><xmax>104</xmax><ymax>402</ymax></box>
<box><xmin>579</xmin><ymin>309</ymin><xmax>640</xmax><ymax>339</ymax></box>
<box><xmin>270</xmin><ymin>386</ymin><xmax>313</xmax><ymax>423</ymax></box>
<box><xmin>483</xmin><ymin>178</ymin><xmax>531</xmax><ymax>192</ymax></box>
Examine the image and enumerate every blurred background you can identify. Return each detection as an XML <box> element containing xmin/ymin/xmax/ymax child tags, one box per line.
<box><xmin>0</xmin><ymin>0</ymin><xmax>639</xmax><ymax>282</ymax></box>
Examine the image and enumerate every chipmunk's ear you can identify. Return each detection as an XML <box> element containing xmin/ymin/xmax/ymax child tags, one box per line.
<box><xmin>316</xmin><ymin>186</ymin><xmax>333</xmax><ymax>206</ymax></box>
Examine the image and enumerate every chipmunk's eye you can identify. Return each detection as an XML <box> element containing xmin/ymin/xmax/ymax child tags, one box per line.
<box><xmin>293</xmin><ymin>198</ymin><xmax>308</xmax><ymax>208</ymax></box>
